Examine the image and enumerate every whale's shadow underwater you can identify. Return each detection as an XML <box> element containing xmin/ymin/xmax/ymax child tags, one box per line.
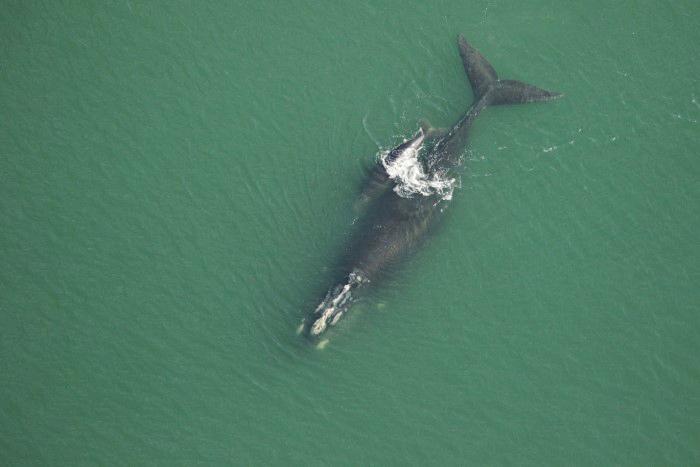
<box><xmin>299</xmin><ymin>34</ymin><xmax>562</xmax><ymax>345</ymax></box>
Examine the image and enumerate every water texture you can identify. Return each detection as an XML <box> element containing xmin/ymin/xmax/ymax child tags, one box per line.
<box><xmin>1</xmin><ymin>0</ymin><xmax>699</xmax><ymax>464</ymax></box>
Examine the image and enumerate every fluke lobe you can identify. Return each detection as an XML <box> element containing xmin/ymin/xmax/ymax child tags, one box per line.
<box><xmin>301</xmin><ymin>35</ymin><xmax>562</xmax><ymax>341</ymax></box>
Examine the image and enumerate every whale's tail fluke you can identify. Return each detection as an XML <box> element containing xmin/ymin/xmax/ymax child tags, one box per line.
<box><xmin>457</xmin><ymin>34</ymin><xmax>562</xmax><ymax>106</ymax></box>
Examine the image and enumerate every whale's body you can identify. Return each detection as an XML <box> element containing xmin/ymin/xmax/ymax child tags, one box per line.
<box><xmin>302</xmin><ymin>35</ymin><xmax>561</xmax><ymax>340</ymax></box>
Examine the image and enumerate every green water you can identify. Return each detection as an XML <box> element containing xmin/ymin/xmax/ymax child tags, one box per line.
<box><xmin>2</xmin><ymin>0</ymin><xmax>699</xmax><ymax>464</ymax></box>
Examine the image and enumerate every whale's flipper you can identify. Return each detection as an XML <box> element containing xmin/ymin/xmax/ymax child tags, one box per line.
<box><xmin>457</xmin><ymin>34</ymin><xmax>562</xmax><ymax>105</ymax></box>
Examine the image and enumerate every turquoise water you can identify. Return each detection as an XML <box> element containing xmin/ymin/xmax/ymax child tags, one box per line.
<box><xmin>2</xmin><ymin>0</ymin><xmax>699</xmax><ymax>464</ymax></box>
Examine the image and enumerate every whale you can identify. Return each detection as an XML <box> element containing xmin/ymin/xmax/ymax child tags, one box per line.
<box><xmin>301</xmin><ymin>35</ymin><xmax>562</xmax><ymax>340</ymax></box>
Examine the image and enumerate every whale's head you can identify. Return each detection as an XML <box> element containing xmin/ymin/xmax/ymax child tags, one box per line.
<box><xmin>302</xmin><ymin>270</ymin><xmax>367</xmax><ymax>340</ymax></box>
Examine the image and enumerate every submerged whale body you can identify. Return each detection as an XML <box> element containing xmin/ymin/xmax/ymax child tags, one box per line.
<box><xmin>301</xmin><ymin>35</ymin><xmax>562</xmax><ymax>340</ymax></box>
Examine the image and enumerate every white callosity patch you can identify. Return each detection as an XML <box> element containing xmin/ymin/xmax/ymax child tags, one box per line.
<box><xmin>381</xmin><ymin>143</ymin><xmax>456</xmax><ymax>201</ymax></box>
<box><xmin>309</xmin><ymin>270</ymin><xmax>367</xmax><ymax>335</ymax></box>
<box><xmin>311</xmin><ymin>308</ymin><xmax>333</xmax><ymax>335</ymax></box>
<box><xmin>310</xmin><ymin>283</ymin><xmax>353</xmax><ymax>335</ymax></box>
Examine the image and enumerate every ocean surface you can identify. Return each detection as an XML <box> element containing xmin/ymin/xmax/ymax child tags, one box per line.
<box><xmin>2</xmin><ymin>0</ymin><xmax>699</xmax><ymax>464</ymax></box>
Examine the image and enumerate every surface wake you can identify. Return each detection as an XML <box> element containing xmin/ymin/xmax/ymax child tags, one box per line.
<box><xmin>381</xmin><ymin>143</ymin><xmax>456</xmax><ymax>200</ymax></box>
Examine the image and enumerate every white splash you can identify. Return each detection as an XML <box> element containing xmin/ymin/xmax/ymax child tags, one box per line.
<box><xmin>381</xmin><ymin>145</ymin><xmax>456</xmax><ymax>201</ymax></box>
